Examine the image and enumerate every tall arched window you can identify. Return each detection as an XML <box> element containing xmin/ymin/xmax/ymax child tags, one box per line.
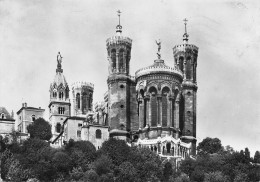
<box><xmin>186</xmin><ymin>57</ymin><xmax>192</xmax><ymax>79</ymax></box>
<box><xmin>119</xmin><ymin>49</ymin><xmax>124</xmax><ymax>71</ymax></box>
<box><xmin>179</xmin><ymin>57</ymin><xmax>184</xmax><ymax>72</ymax></box>
<box><xmin>76</xmin><ymin>93</ymin><xmax>80</xmax><ymax>109</ymax></box>
<box><xmin>65</xmin><ymin>87</ymin><xmax>69</xmax><ymax>99</ymax></box>
<box><xmin>166</xmin><ymin>143</ymin><xmax>171</xmax><ymax>153</ymax></box>
<box><xmin>111</xmin><ymin>49</ymin><xmax>116</xmax><ymax>70</ymax></box>
<box><xmin>162</xmin><ymin>87</ymin><xmax>170</xmax><ymax>127</ymax></box>
<box><xmin>82</xmin><ymin>92</ymin><xmax>87</xmax><ymax>113</ymax></box>
<box><xmin>96</xmin><ymin>129</ymin><xmax>101</xmax><ymax>139</ymax></box>
<box><xmin>126</xmin><ymin>51</ymin><xmax>130</xmax><ymax>72</ymax></box>
<box><xmin>89</xmin><ymin>93</ymin><xmax>92</xmax><ymax>110</ymax></box>
<box><xmin>1</xmin><ymin>113</ymin><xmax>5</xmax><ymax>119</ymax></box>
<box><xmin>149</xmin><ymin>87</ymin><xmax>157</xmax><ymax>127</ymax></box>
<box><xmin>53</xmin><ymin>92</ymin><xmax>57</xmax><ymax>98</ymax></box>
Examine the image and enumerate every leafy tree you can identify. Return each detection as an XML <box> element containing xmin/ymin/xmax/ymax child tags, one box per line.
<box><xmin>179</xmin><ymin>157</ymin><xmax>196</xmax><ymax>177</ymax></box>
<box><xmin>0</xmin><ymin>149</ymin><xmax>13</xmax><ymax>180</ymax></box>
<box><xmin>233</xmin><ymin>172</ymin><xmax>249</xmax><ymax>182</ymax></box>
<box><xmin>99</xmin><ymin>138</ymin><xmax>130</xmax><ymax>166</ymax></box>
<box><xmin>52</xmin><ymin>151</ymin><xmax>72</xmax><ymax>175</ymax></box>
<box><xmin>90</xmin><ymin>155</ymin><xmax>114</xmax><ymax>176</ymax></box>
<box><xmin>128</xmin><ymin>147</ymin><xmax>163</xmax><ymax>181</ymax></box>
<box><xmin>27</xmin><ymin>117</ymin><xmax>52</xmax><ymax>140</ymax></box>
<box><xmin>82</xmin><ymin>169</ymin><xmax>99</xmax><ymax>182</ymax></box>
<box><xmin>69</xmin><ymin>167</ymin><xmax>84</xmax><ymax>181</ymax></box>
<box><xmin>117</xmin><ymin>161</ymin><xmax>137</xmax><ymax>182</ymax></box>
<box><xmin>65</xmin><ymin>139</ymin><xmax>96</xmax><ymax>171</ymax></box>
<box><xmin>197</xmin><ymin>137</ymin><xmax>223</xmax><ymax>155</ymax></box>
<box><xmin>173</xmin><ymin>173</ymin><xmax>191</xmax><ymax>182</ymax></box>
<box><xmin>244</xmin><ymin>148</ymin><xmax>251</xmax><ymax>161</ymax></box>
<box><xmin>163</xmin><ymin>162</ymin><xmax>174</xmax><ymax>181</ymax></box>
<box><xmin>204</xmin><ymin>171</ymin><xmax>229</xmax><ymax>182</ymax></box>
<box><xmin>253</xmin><ymin>151</ymin><xmax>260</xmax><ymax>163</ymax></box>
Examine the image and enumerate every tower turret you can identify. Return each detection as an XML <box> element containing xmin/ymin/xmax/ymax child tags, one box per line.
<box><xmin>72</xmin><ymin>82</ymin><xmax>94</xmax><ymax>116</ymax></box>
<box><xmin>106</xmin><ymin>11</ymin><xmax>138</xmax><ymax>140</ymax></box>
<box><xmin>172</xmin><ymin>19</ymin><xmax>198</xmax><ymax>156</ymax></box>
<box><xmin>49</xmin><ymin>52</ymin><xmax>71</xmax><ymax>146</ymax></box>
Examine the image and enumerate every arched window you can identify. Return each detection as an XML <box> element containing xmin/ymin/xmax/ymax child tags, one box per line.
<box><xmin>82</xmin><ymin>92</ymin><xmax>87</xmax><ymax>113</ymax></box>
<box><xmin>166</xmin><ymin>143</ymin><xmax>171</xmax><ymax>153</ymax></box>
<box><xmin>1</xmin><ymin>113</ymin><xmax>5</xmax><ymax>119</ymax></box>
<box><xmin>119</xmin><ymin>49</ymin><xmax>124</xmax><ymax>71</ymax></box>
<box><xmin>111</xmin><ymin>49</ymin><xmax>116</xmax><ymax>70</ymax></box>
<box><xmin>179</xmin><ymin>57</ymin><xmax>184</xmax><ymax>72</ymax></box>
<box><xmin>186</xmin><ymin>57</ymin><xmax>192</xmax><ymax>79</ymax></box>
<box><xmin>59</xmin><ymin>92</ymin><xmax>64</xmax><ymax>99</ymax></box>
<box><xmin>56</xmin><ymin>123</ymin><xmax>61</xmax><ymax>133</ymax></box>
<box><xmin>126</xmin><ymin>51</ymin><xmax>130</xmax><ymax>72</ymax></box>
<box><xmin>65</xmin><ymin>87</ymin><xmax>69</xmax><ymax>99</ymax></box>
<box><xmin>149</xmin><ymin>87</ymin><xmax>157</xmax><ymax>127</ymax></box>
<box><xmin>162</xmin><ymin>87</ymin><xmax>170</xmax><ymax>127</ymax></box>
<box><xmin>53</xmin><ymin>92</ymin><xmax>57</xmax><ymax>98</ymax></box>
<box><xmin>76</xmin><ymin>93</ymin><xmax>80</xmax><ymax>109</ymax></box>
<box><xmin>89</xmin><ymin>93</ymin><xmax>92</xmax><ymax>110</ymax></box>
<box><xmin>31</xmin><ymin>115</ymin><xmax>35</xmax><ymax>121</ymax></box>
<box><xmin>96</xmin><ymin>129</ymin><xmax>101</xmax><ymax>139</ymax></box>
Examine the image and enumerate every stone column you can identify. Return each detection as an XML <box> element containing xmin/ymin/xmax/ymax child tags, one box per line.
<box><xmin>157</xmin><ymin>94</ymin><xmax>162</xmax><ymax>126</ymax></box>
<box><xmin>175</xmin><ymin>99</ymin><xmax>180</xmax><ymax>138</ymax></box>
<box><xmin>138</xmin><ymin>98</ymin><xmax>144</xmax><ymax>128</ymax></box>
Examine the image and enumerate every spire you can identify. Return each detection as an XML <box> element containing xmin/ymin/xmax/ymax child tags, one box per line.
<box><xmin>183</xmin><ymin>18</ymin><xmax>189</xmax><ymax>44</ymax></box>
<box><xmin>116</xmin><ymin>10</ymin><xmax>122</xmax><ymax>35</ymax></box>
<box><xmin>56</xmin><ymin>52</ymin><xmax>63</xmax><ymax>73</ymax></box>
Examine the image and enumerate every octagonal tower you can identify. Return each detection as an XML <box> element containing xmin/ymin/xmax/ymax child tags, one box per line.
<box><xmin>173</xmin><ymin>19</ymin><xmax>199</xmax><ymax>155</ymax></box>
<box><xmin>106</xmin><ymin>11</ymin><xmax>138</xmax><ymax>139</ymax></box>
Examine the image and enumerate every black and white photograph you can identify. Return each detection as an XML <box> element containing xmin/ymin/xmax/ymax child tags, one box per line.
<box><xmin>0</xmin><ymin>0</ymin><xmax>260</xmax><ymax>181</ymax></box>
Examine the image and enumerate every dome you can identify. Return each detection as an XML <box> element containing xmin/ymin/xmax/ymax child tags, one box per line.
<box><xmin>50</xmin><ymin>72</ymin><xmax>68</xmax><ymax>89</ymax></box>
<box><xmin>135</xmin><ymin>59</ymin><xmax>183</xmax><ymax>79</ymax></box>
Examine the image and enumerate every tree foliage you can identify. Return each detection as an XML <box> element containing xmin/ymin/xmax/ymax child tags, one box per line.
<box><xmin>197</xmin><ymin>137</ymin><xmax>223</xmax><ymax>155</ymax></box>
<box><xmin>27</xmin><ymin>117</ymin><xmax>52</xmax><ymax>140</ymax></box>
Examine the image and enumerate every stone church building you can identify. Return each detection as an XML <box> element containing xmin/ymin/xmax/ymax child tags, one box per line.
<box><xmin>50</xmin><ymin>13</ymin><xmax>199</xmax><ymax>162</ymax></box>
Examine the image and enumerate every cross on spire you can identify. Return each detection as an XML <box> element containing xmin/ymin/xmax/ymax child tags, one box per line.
<box><xmin>117</xmin><ymin>10</ymin><xmax>121</xmax><ymax>26</ymax></box>
<box><xmin>183</xmin><ymin>18</ymin><xmax>188</xmax><ymax>34</ymax></box>
<box><xmin>183</xmin><ymin>18</ymin><xmax>189</xmax><ymax>43</ymax></box>
<box><xmin>116</xmin><ymin>10</ymin><xmax>122</xmax><ymax>34</ymax></box>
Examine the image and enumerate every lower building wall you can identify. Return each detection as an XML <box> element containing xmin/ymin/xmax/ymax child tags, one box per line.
<box><xmin>81</xmin><ymin>125</ymin><xmax>109</xmax><ymax>149</ymax></box>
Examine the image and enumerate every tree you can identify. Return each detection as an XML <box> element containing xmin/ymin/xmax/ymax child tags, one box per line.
<box><xmin>253</xmin><ymin>151</ymin><xmax>260</xmax><ymax>163</ymax></box>
<box><xmin>204</xmin><ymin>171</ymin><xmax>229</xmax><ymax>182</ymax></box>
<box><xmin>52</xmin><ymin>151</ymin><xmax>72</xmax><ymax>175</ymax></box>
<box><xmin>27</xmin><ymin>117</ymin><xmax>52</xmax><ymax>140</ymax></box>
<box><xmin>99</xmin><ymin>138</ymin><xmax>130</xmax><ymax>166</ymax></box>
<box><xmin>233</xmin><ymin>172</ymin><xmax>249</xmax><ymax>182</ymax></box>
<box><xmin>163</xmin><ymin>162</ymin><xmax>174</xmax><ymax>181</ymax></box>
<box><xmin>197</xmin><ymin>137</ymin><xmax>223</xmax><ymax>155</ymax></box>
<box><xmin>117</xmin><ymin>161</ymin><xmax>137</xmax><ymax>182</ymax></box>
<box><xmin>90</xmin><ymin>155</ymin><xmax>114</xmax><ymax>176</ymax></box>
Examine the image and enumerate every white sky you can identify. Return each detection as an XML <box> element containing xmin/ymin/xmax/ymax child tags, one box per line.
<box><xmin>0</xmin><ymin>0</ymin><xmax>260</xmax><ymax>155</ymax></box>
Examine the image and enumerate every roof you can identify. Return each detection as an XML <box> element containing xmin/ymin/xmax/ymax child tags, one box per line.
<box><xmin>0</xmin><ymin>107</ymin><xmax>15</xmax><ymax>120</ymax></box>
<box><xmin>50</xmin><ymin>72</ymin><xmax>68</xmax><ymax>89</ymax></box>
<box><xmin>17</xmin><ymin>106</ymin><xmax>45</xmax><ymax>115</ymax></box>
<box><xmin>135</xmin><ymin>59</ymin><xmax>183</xmax><ymax>79</ymax></box>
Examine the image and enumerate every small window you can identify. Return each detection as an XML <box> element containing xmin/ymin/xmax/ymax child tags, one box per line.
<box><xmin>120</xmin><ymin>105</ymin><xmax>124</xmax><ymax>108</ymax></box>
<box><xmin>1</xmin><ymin>113</ymin><xmax>5</xmax><ymax>119</ymax></box>
<box><xmin>58</xmin><ymin>107</ymin><xmax>65</xmax><ymax>114</ymax></box>
<box><xmin>96</xmin><ymin>129</ymin><xmax>101</xmax><ymax>139</ymax></box>
<box><xmin>120</xmin><ymin>84</ymin><xmax>124</xmax><ymax>89</ymax></box>
<box><xmin>77</xmin><ymin>130</ymin><xmax>81</xmax><ymax>138</ymax></box>
<box><xmin>56</xmin><ymin>123</ymin><xmax>61</xmax><ymax>133</ymax></box>
<box><xmin>32</xmin><ymin>115</ymin><xmax>36</xmax><ymax>121</ymax></box>
<box><xmin>78</xmin><ymin>123</ymin><xmax>82</xmax><ymax>127</ymax></box>
<box><xmin>187</xmin><ymin>91</ymin><xmax>191</xmax><ymax>96</ymax></box>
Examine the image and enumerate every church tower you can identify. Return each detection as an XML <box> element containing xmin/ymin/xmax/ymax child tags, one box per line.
<box><xmin>173</xmin><ymin>20</ymin><xmax>198</xmax><ymax>155</ymax></box>
<box><xmin>72</xmin><ymin>82</ymin><xmax>94</xmax><ymax>116</ymax></box>
<box><xmin>49</xmin><ymin>52</ymin><xmax>71</xmax><ymax>145</ymax></box>
<box><xmin>106</xmin><ymin>11</ymin><xmax>138</xmax><ymax>139</ymax></box>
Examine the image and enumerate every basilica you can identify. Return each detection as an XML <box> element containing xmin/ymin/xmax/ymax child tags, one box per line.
<box><xmin>48</xmin><ymin>12</ymin><xmax>199</xmax><ymax>163</ymax></box>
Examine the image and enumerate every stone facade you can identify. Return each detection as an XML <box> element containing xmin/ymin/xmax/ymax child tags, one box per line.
<box><xmin>16</xmin><ymin>103</ymin><xmax>45</xmax><ymax>134</ymax></box>
<box><xmin>0</xmin><ymin>107</ymin><xmax>15</xmax><ymax>137</ymax></box>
